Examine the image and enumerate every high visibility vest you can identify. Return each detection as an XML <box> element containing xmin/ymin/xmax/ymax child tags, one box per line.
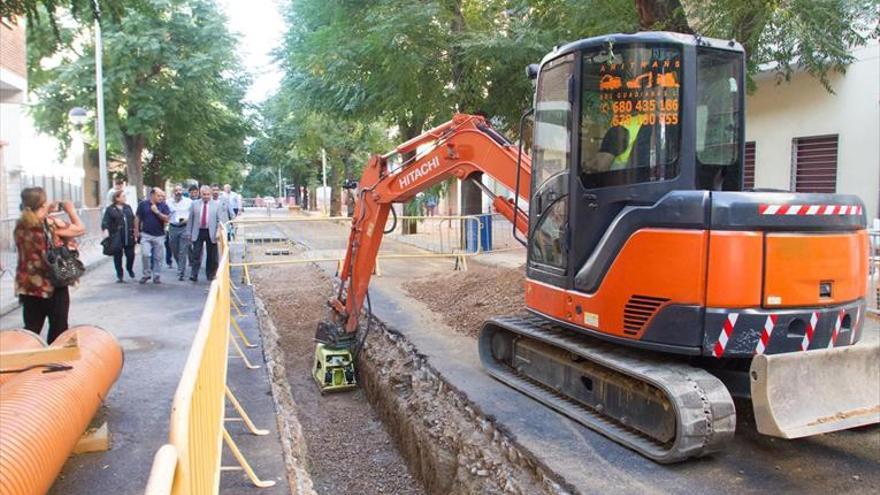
<box><xmin>610</xmin><ymin>119</ymin><xmax>642</xmax><ymax>170</ymax></box>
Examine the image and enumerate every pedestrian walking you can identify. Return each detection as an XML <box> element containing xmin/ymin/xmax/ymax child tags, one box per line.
<box><xmin>14</xmin><ymin>188</ymin><xmax>86</xmax><ymax>344</ymax></box>
<box><xmin>425</xmin><ymin>194</ymin><xmax>438</xmax><ymax>216</ymax></box>
<box><xmin>188</xmin><ymin>185</ymin><xmax>224</xmax><ymax>282</ymax></box>
<box><xmin>134</xmin><ymin>188</ymin><xmax>171</xmax><ymax>284</ymax></box>
<box><xmin>101</xmin><ymin>190</ymin><xmax>136</xmax><ymax>282</ymax></box>
<box><xmin>223</xmin><ymin>184</ymin><xmax>241</xmax><ymax>217</ymax></box>
<box><xmin>167</xmin><ymin>185</ymin><xmax>193</xmax><ymax>281</ymax></box>
<box><xmin>212</xmin><ymin>184</ymin><xmax>233</xmax><ymax>222</ymax></box>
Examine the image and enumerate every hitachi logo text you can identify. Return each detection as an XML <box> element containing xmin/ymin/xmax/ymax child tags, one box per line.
<box><xmin>398</xmin><ymin>156</ymin><xmax>440</xmax><ymax>189</ymax></box>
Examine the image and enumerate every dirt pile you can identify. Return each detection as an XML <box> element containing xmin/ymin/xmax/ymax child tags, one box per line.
<box><xmin>403</xmin><ymin>263</ymin><xmax>526</xmax><ymax>338</ymax></box>
<box><xmin>252</xmin><ymin>264</ymin><xmax>424</xmax><ymax>495</ymax></box>
<box><xmin>358</xmin><ymin>323</ymin><xmax>569</xmax><ymax>495</ymax></box>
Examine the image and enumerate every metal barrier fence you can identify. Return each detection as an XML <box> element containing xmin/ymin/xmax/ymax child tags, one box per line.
<box><xmin>227</xmin><ymin>214</ymin><xmax>487</xmax><ymax>284</ymax></box>
<box><xmin>145</xmin><ymin>229</ymin><xmax>276</xmax><ymax>494</ymax></box>
<box><xmin>0</xmin><ymin>208</ymin><xmax>103</xmax><ymax>282</ymax></box>
<box><xmin>1</xmin><ymin>208</ymin><xmax>104</xmax><ymax>313</ymax></box>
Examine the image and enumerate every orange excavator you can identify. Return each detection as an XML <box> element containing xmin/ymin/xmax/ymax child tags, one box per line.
<box><xmin>316</xmin><ymin>32</ymin><xmax>879</xmax><ymax>462</ymax></box>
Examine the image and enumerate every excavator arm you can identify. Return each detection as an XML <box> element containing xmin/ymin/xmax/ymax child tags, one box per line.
<box><xmin>326</xmin><ymin>114</ymin><xmax>531</xmax><ymax>337</ymax></box>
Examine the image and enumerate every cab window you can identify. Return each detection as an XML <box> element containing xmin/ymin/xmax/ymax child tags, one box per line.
<box><xmin>530</xmin><ymin>53</ymin><xmax>573</xmax><ymax>271</ymax></box>
<box><xmin>696</xmin><ymin>48</ymin><xmax>743</xmax><ymax>190</ymax></box>
<box><xmin>579</xmin><ymin>45</ymin><xmax>681</xmax><ymax>189</ymax></box>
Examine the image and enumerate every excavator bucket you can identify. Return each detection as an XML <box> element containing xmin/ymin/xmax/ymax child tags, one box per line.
<box><xmin>750</xmin><ymin>342</ymin><xmax>880</xmax><ymax>439</ymax></box>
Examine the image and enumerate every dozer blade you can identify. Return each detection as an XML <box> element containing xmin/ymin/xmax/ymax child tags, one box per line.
<box><xmin>750</xmin><ymin>342</ymin><xmax>880</xmax><ymax>439</ymax></box>
<box><xmin>479</xmin><ymin>315</ymin><xmax>736</xmax><ymax>463</ymax></box>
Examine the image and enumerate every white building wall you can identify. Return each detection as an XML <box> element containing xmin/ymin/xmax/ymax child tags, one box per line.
<box><xmin>745</xmin><ymin>42</ymin><xmax>880</xmax><ymax>222</ymax></box>
<box><xmin>0</xmin><ymin>102</ymin><xmax>24</xmax><ymax>217</ymax></box>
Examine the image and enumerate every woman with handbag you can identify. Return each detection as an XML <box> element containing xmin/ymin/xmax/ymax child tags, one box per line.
<box><xmin>14</xmin><ymin>187</ymin><xmax>86</xmax><ymax>344</ymax></box>
<box><xmin>102</xmin><ymin>190</ymin><xmax>136</xmax><ymax>282</ymax></box>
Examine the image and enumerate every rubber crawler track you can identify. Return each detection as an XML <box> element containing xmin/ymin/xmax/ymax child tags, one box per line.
<box><xmin>479</xmin><ymin>315</ymin><xmax>736</xmax><ymax>463</ymax></box>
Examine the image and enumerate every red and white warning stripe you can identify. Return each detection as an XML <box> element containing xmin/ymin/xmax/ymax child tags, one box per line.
<box><xmin>851</xmin><ymin>306</ymin><xmax>861</xmax><ymax>345</ymax></box>
<box><xmin>828</xmin><ymin>309</ymin><xmax>844</xmax><ymax>348</ymax></box>
<box><xmin>759</xmin><ymin>204</ymin><xmax>862</xmax><ymax>216</ymax></box>
<box><xmin>755</xmin><ymin>314</ymin><xmax>778</xmax><ymax>355</ymax></box>
<box><xmin>713</xmin><ymin>313</ymin><xmax>738</xmax><ymax>358</ymax></box>
<box><xmin>801</xmin><ymin>311</ymin><xmax>818</xmax><ymax>351</ymax></box>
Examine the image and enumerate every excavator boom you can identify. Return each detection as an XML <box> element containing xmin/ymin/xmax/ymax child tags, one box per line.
<box><xmin>326</xmin><ymin>114</ymin><xmax>531</xmax><ymax>337</ymax></box>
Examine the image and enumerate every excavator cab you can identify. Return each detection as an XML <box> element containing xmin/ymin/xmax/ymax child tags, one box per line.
<box><xmin>480</xmin><ymin>32</ymin><xmax>877</xmax><ymax>461</ymax></box>
<box><xmin>527</xmin><ymin>33</ymin><xmax>745</xmax><ymax>296</ymax></box>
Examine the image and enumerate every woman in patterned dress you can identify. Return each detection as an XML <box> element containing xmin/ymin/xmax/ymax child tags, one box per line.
<box><xmin>14</xmin><ymin>187</ymin><xmax>85</xmax><ymax>343</ymax></box>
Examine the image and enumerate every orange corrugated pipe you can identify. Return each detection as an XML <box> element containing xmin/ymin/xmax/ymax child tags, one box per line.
<box><xmin>0</xmin><ymin>329</ymin><xmax>47</xmax><ymax>387</ymax></box>
<box><xmin>0</xmin><ymin>325</ymin><xmax>123</xmax><ymax>495</ymax></box>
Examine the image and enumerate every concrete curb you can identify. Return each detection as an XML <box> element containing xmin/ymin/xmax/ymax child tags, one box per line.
<box><xmin>253</xmin><ymin>293</ymin><xmax>317</xmax><ymax>495</ymax></box>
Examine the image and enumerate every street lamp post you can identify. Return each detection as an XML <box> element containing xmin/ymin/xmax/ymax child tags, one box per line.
<box><xmin>93</xmin><ymin>1</ymin><xmax>109</xmax><ymax>207</ymax></box>
<box><xmin>68</xmin><ymin>107</ymin><xmax>88</xmax><ymax>207</ymax></box>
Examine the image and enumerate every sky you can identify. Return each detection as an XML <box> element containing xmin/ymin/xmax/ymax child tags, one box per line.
<box><xmin>218</xmin><ymin>0</ymin><xmax>286</xmax><ymax>104</ymax></box>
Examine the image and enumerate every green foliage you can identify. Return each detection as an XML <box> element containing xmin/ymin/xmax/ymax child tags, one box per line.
<box><xmin>27</xmin><ymin>0</ymin><xmax>251</xmax><ymax>195</ymax></box>
<box><xmin>242</xmin><ymin>87</ymin><xmax>391</xmax><ymax>199</ymax></box>
<box><xmin>695</xmin><ymin>0</ymin><xmax>879</xmax><ymax>91</ymax></box>
<box><xmin>1</xmin><ymin>1</ymin><xmax>127</xmax><ymax>37</ymax></box>
<box><xmin>275</xmin><ymin>0</ymin><xmax>876</xmax><ymax>141</ymax></box>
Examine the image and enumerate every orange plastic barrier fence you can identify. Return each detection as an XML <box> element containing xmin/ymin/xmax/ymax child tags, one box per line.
<box><xmin>0</xmin><ymin>329</ymin><xmax>46</xmax><ymax>386</ymax></box>
<box><xmin>0</xmin><ymin>325</ymin><xmax>123</xmax><ymax>495</ymax></box>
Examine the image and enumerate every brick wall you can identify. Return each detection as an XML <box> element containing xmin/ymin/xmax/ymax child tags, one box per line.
<box><xmin>0</xmin><ymin>19</ymin><xmax>27</xmax><ymax>78</ymax></box>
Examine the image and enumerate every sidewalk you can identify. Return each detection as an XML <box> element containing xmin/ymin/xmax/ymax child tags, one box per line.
<box><xmin>0</xmin><ymin>256</ymin><xmax>289</xmax><ymax>493</ymax></box>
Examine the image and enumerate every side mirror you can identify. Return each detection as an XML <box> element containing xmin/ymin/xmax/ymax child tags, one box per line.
<box><xmin>526</xmin><ymin>64</ymin><xmax>539</xmax><ymax>81</ymax></box>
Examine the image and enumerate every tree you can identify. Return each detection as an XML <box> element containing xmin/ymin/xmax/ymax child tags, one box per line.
<box><xmin>1</xmin><ymin>0</ymin><xmax>126</xmax><ymax>33</ymax></box>
<box><xmin>692</xmin><ymin>0</ymin><xmax>878</xmax><ymax>90</ymax></box>
<box><xmin>27</xmin><ymin>0</ymin><xmax>251</xmax><ymax>197</ymax></box>
<box><xmin>278</xmin><ymin>0</ymin><xmax>876</xmax><ymax>137</ymax></box>
<box><xmin>244</xmin><ymin>88</ymin><xmax>390</xmax><ymax>212</ymax></box>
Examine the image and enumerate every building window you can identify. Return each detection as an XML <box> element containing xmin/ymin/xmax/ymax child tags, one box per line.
<box><xmin>743</xmin><ymin>141</ymin><xmax>756</xmax><ymax>190</ymax></box>
<box><xmin>792</xmin><ymin>135</ymin><xmax>838</xmax><ymax>193</ymax></box>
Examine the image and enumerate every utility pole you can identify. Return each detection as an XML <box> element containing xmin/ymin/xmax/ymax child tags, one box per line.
<box><xmin>321</xmin><ymin>148</ymin><xmax>327</xmax><ymax>189</ymax></box>
<box><xmin>321</xmin><ymin>148</ymin><xmax>328</xmax><ymax>215</ymax></box>
<box><xmin>94</xmin><ymin>0</ymin><xmax>109</xmax><ymax>207</ymax></box>
<box><xmin>277</xmin><ymin>167</ymin><xmax>283</xmax><ymax>199</ymax></box>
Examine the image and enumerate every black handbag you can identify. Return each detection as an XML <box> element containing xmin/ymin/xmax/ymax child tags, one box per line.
<box><xmin>43</xmin><ymin>220</ymin><xmax>86</xmax><ymax>287</ymax></box>
<box><xmin>101</xmin><ymin>229</ymin><xmax>122</xmax><ymax>256</ymax></box>
<box><xmin>101</xmin><ymin>236</ymin><xmax>114</xmax><ymax>256</ymax></box>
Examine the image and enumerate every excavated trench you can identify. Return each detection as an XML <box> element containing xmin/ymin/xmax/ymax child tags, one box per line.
<box><xmin>252</xmin><ymin>263</ymin><xmax>569</xmax><ymax>495</ymax></box>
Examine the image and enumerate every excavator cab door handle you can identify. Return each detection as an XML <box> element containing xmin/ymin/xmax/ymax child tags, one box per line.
<box><xmin>583</xmin><ymin>192</ymin><xmax>599</xmax><ymax>209</ymax></box>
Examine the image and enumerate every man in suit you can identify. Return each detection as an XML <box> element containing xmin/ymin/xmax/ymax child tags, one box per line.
<box><xmin>187</xmin><ymin>185</ymin><xmax>223</xmax><ymax>282</ymax></box>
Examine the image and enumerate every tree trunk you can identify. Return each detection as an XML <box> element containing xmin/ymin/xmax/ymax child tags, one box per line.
<box><xmin>144</xmin><ymin>153</ymin><xmax>164</xmax><ymax>191</ymax></box>
<box><xmin>328</xmin><ymin>153</ymin><xmax>343</xmax><ymax>216</ymax></box>
<box><xmin>634</xmin><ymin>0</ymin><xmax>693</xmax><ymax>33</ymax></box>
<box><xmin>123</xmin><ymin>133</ymin><xmax>146</xmax><ymax>200</ymax></box>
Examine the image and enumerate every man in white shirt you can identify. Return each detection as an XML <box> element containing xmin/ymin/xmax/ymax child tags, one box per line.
<box><xmin>222</xmin><ymin>184</ymin><xmax>241</xmax><ymax>217</ymax></box>
<box><xmin>166</xmin><ymin>184</ymin><xmax>193</xmax><ymax>281</ymax></box>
